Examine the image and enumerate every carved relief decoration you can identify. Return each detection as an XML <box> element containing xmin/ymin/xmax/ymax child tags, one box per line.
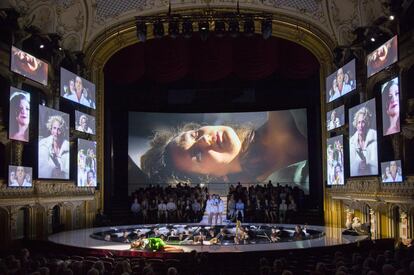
<box><xmin>6</xmin><ymin>0</ymin><xmax>392</xmax><ymax>52</ymax></box>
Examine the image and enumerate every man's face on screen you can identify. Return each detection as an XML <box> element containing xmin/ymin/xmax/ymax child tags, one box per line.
<box><xmin>169</xmin><ymin>125</ymin><xmax>242</xmax><ymax>176</ymax></box>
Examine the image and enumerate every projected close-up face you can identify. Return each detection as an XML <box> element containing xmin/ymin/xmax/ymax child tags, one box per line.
<box><xmin>129</xmin><ymin>110</ymin><xmax>309</xmax><ymax>194</ymax></box>
<box><xmin>386</xmin><ymin>84</ymin><xmax>399</xmax><ymax>115</ymax></box>
<box><xmin>16</xmin><ymin>166</ymin><xmax>25</xmax><ymax>182</ymax></box>
<box><xmin>169</xmin><ymin>125</ymin><xmax>242</xmax><ymax>176</ymax></box>
<box><xmin>17</xmin><ymin>97</ymin><xmax>30</xmax><ymax>125</ymax></box>
<box><xmin>382</xmin><ymin>77</ymin><xmax>400</xmax><ymax>136</ymax></box>
<box><xmin>9</xmin><ymin>88</ymin><xmax>31</xmax><ymax>142</ymax></box>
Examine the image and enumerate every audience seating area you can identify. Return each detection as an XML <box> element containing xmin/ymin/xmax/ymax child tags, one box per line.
<box><xmin>2</xmin><ymin>238</ymin><xmax>412</xmax><ymax>275</ymax></box>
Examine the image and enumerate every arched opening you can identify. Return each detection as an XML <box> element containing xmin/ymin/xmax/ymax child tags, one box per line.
<box><xmin>392</xmin><ymin>205</ymin><xmax>400</xmax><ymax>239</ymax></box>
<box><xmin>52</xmin><ymin>205</ymin><xmax>63</xmax><ymax>233</ymax></box>
<box><xmin>0</xmin><ymin>207</ymin><xmax>9</xmax><ymax>246</ymax></box>
<box><xmin>16</xmin><ymin>207</ymin><xmax>30</xmax><ymax>240</ymax></box>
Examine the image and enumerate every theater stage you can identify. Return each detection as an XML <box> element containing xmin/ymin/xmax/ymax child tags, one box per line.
<box><xmin>48</xmin><ymin>223</ymin><xmax>369</xmax><ymax>255</ymax></box>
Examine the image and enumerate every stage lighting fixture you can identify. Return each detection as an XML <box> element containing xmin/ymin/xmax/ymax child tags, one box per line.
<box><xmin>228</xmin><ymin>19</ymin><xmax>240</xmax><ymax>38</ymax></box>
<box><xmin>199</xmin><ymin>21</ymin><xmax>209</xmax><ymax>41</ymax></box>
<box><xmin>214</xmin><ymin>20</ymin><xmax>226</xmax><ymax>38</ymax></box>
<box><xmin>153</xmin><ymin>21</ymin><xmax>165</xmax><ymax>38</ymax></box>
<box><xmin>182</xmin><ymin>19</ymin><xmax>193</xmax><ymax>39</ymax></box>
<box><xmin>39</xmin><ymin>44</ymin><xmax>44</xmax><ymax>49</ymax></box>
<box><xmin>261</xmin><ymin>18</ymin><xmax>272</xmax><ymax>40</ymax></box>
<box><xmin>243</xmin><ymin>18</ymin><xmax>255</xmax><ymax>37</ymax></box>
<box><xmin>168</xmin><ymin>20</ymin><xmax>180</xmax><ymax>38</ymax></box>
<box><xmin>370</xmin><ymin>37</ymin><xmax>376</xmax><ymax>42</ymax></box>
<box><xmin>136</xmin><ymin>21</ymin><xmax>147</xmax><ymax>42</ymax></box>
<box><xmin>389</xmin><ymin>14</ymin><xmax>395</xmax><ymax>20</ymax></box>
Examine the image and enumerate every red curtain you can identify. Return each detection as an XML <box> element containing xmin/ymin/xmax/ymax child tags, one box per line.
<box><xmin>104</xmin><ymin>35</ymin><xmax>319</xmax><ymax>84</ymax></box>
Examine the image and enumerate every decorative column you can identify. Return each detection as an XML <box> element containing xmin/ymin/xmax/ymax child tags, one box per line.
<box><xmin>400</xmin><ymin>211</ymin><xmax>409</xmax><ymax>240</ymax></box>
<box><xmin>9</xmin><ymin>206</ymin><xmax>18</xmax><ymax>240</ymax></box>
<box><xmin>370</xmin><ymin>208</ymin><xmax>377</xmax><ymax>239</ymax></box>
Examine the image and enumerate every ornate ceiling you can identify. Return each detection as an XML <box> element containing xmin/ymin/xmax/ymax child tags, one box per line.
<box><xmin>5</xmin><ymin>0</ymin><xmax>387</xmax><ymax>53</ymax></box>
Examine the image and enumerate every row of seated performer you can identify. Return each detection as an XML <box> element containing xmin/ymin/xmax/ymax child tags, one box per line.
<box><xmin>99</xmin><ymin>224</ymin><xmax>310</xmax><ymax>249</ymax></box>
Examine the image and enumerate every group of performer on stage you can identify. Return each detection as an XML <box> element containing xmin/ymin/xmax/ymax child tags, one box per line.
<box><xmin>98</xmin><ymin>223</ymin><xmax>310</xmax><ymax>251</ymax></box>
<box><xmin>205</xmin><ymin>194</ymin><xmax>225</xmax><ymax>225</ymax></box>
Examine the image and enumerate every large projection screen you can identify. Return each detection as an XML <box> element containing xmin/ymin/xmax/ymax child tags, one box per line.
<box><xmin>60</xmin><ymin>67</ymin><xmax>96</xmax><ymax>109</ymax></box>
<box><xmin>9</xmin><ymin>87</ymin><xmax>30</xmax><ymax>142</ymax></box>
<box><xmin>326</xmin><ymin>135</ymin><xmax>344</xmax><ymax>186</ymax></box>
<box><xmin>129</xmin><ymin>110</ymin><xmax>309</xmax><ymax>194</ymax></box>
<box><xmin>348</xmin><ymin>99</ymin><xmax>378</xmax><ymax>177</ymax></box>
<box><xmin>381</xmin><ymin>77</ymin><xmax>400</xmax><ymax>136</ymax></box>
<box><xmin>38</xmin><ymin>105</ymin><xmax>70</xmax><ymax>179</ymax></box>
<box><xmin>10</xmin><ymin>46</ymin><xmax>48</xmax><ymax>86</ymax></box>
<box><xmin>77</xmin><ymin>139</ymin><xmax>97</xmax><ymax>187</ymax></box>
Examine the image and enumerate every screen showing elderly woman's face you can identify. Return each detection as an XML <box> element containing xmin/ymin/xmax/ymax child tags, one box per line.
<box><xmin>169</xmin><ymin>125</ymin><xmax>242</xmax><ymax>176</ymax></box>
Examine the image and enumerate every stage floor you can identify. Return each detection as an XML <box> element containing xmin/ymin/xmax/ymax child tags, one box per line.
<box><xmin>48</xmin><ymin>223</ymin><xmax>368</xmax><ymax>253</ymax></box>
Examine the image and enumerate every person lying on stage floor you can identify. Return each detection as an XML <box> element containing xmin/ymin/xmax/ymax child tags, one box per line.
<box><xmin>270</xmin><ymin>228</ymin><xmax>281</xmax><ymax>242</ymax></box>
<box><xmin>130</xmin><ymin>237</ymin><xmax>184</xmax><ymax>252</ymax></box>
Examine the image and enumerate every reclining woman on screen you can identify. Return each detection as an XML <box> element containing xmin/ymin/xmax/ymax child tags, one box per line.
<box><xmin>141</xmin><ymin>110</ymin><xmax>308</xmax><ymax>192</ymax></box>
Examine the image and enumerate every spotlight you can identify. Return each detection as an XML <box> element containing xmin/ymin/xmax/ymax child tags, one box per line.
<box><xmin>370</xmin><ymin>37</ymin><xmax>376</xmax><ymax>42</ymax></box>
<box><xmin>59</xmin><ymin>47</ymin><xmax>62</xmax><ymax>51</ymax></box>
<box><xmin>198</xmin><ymin>21</ymin><xmax>209</xmax><ymax>41</ymax></box>
<box><xmin>182</xmin><ymin>19</ymin><xmax>193</xmax><ymax>39</ymax></box>
<box><xmin>228</xmin><ymin>19</ymin><xmax>240</xmax><ymax>38</ymax></box>
<box><xmin>136</xmin><ymin>21</ymin><xmax>147</xmax><ymax>42</ymax></box>
<box><xmin>153</xmin><ymin>21</ymin><xmax>164</xmax><ymax>39</ymax></box>
<box><xmin>168</xmin><ymin>20</ymin><xmax>180</xmax><ymax>39</ymax></box>
<box><xmin>243</xmin><ymin>18</ymin><xmax>255</xmax><ymax>37</ymax></box>
<box><xmin>261</xmin><ymin>18</ymin><xmax>272</xmax><ymax>40</ymax></box>
<box><xmin>389</xmin><ymin>15</ymin><xmax>395</xmax><ymax>21</ymax></box>
<box><xmin>214</xmin><ymin>20</ymin><xmax>226</xmax><ymax>38</ymax></box>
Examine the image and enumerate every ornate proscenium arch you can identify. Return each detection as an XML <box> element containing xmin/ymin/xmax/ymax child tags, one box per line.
<box><xmin>84</xmin><ymin>7</ymin><xmax>335</xmax><ymax>209</ymax></box>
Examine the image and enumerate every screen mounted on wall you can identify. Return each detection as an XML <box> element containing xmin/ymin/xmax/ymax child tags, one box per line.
<box><xmin>367</xmin><ymin>35</ymin><xmax>398</xmax><ymax>78</ymax></box>
<box><xmin>8</xmin><ymin>166</ymin><xmax>32</xmax><ymax>187</ymax></box>
<box><xmin>75</xmin><ymin>110</ymin><xmax>95</xmax><ymax>135</ymax></box>
<box><xmin>60</xmin><ymin>67</ymin><xmax>96</xmax><ymax>109</ymax></box>
<box><xmin>326</xmin><ymin>59</ymin><xmax>356</xmax><ymax>103</ymax></box>
<box><xmin>381</xmin><ymin>77</ymin><xmax>400</xmax><ymax>136</ymax></box>
<box><xmin>77</xmin><ymin>138</ymin><xmax>97</xmax><ymax>187</ymax></box>
<box><xmin>348</xmin><ymin>98</ymin><xmax>378</xmax><ymax>177</ymax></box>
<box><xmin>381</xmin><ymin>160</ymin><xmax>402</xmax><ymax>183</ymax></box>
<box><xmin>38</xmin><ymin>105</ymin><xmax>70</xmax><ymax>179</ymax></box>
<box><xmin>327</xmin><ymin>105</ymin><xmax>345</xmax><ymax>131</ymax></box>
<box><xmin>326</xmin><ymin>135</ymin><xmax>344</xmax><ymax>186</ymax></box>
<box><xmin>9</xmin><ymin>87</ymin><xmax>30</xmax><ymax>142</ymax></box>
<box><xmin>10</xmin><ymin>46</ymin><xmax>48</xmax><ymax>86</ymax></box>
<box><xmin>128</xmin><ymin>109</ymin><xmax>309</xmax><ymax>194</ymax></box>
